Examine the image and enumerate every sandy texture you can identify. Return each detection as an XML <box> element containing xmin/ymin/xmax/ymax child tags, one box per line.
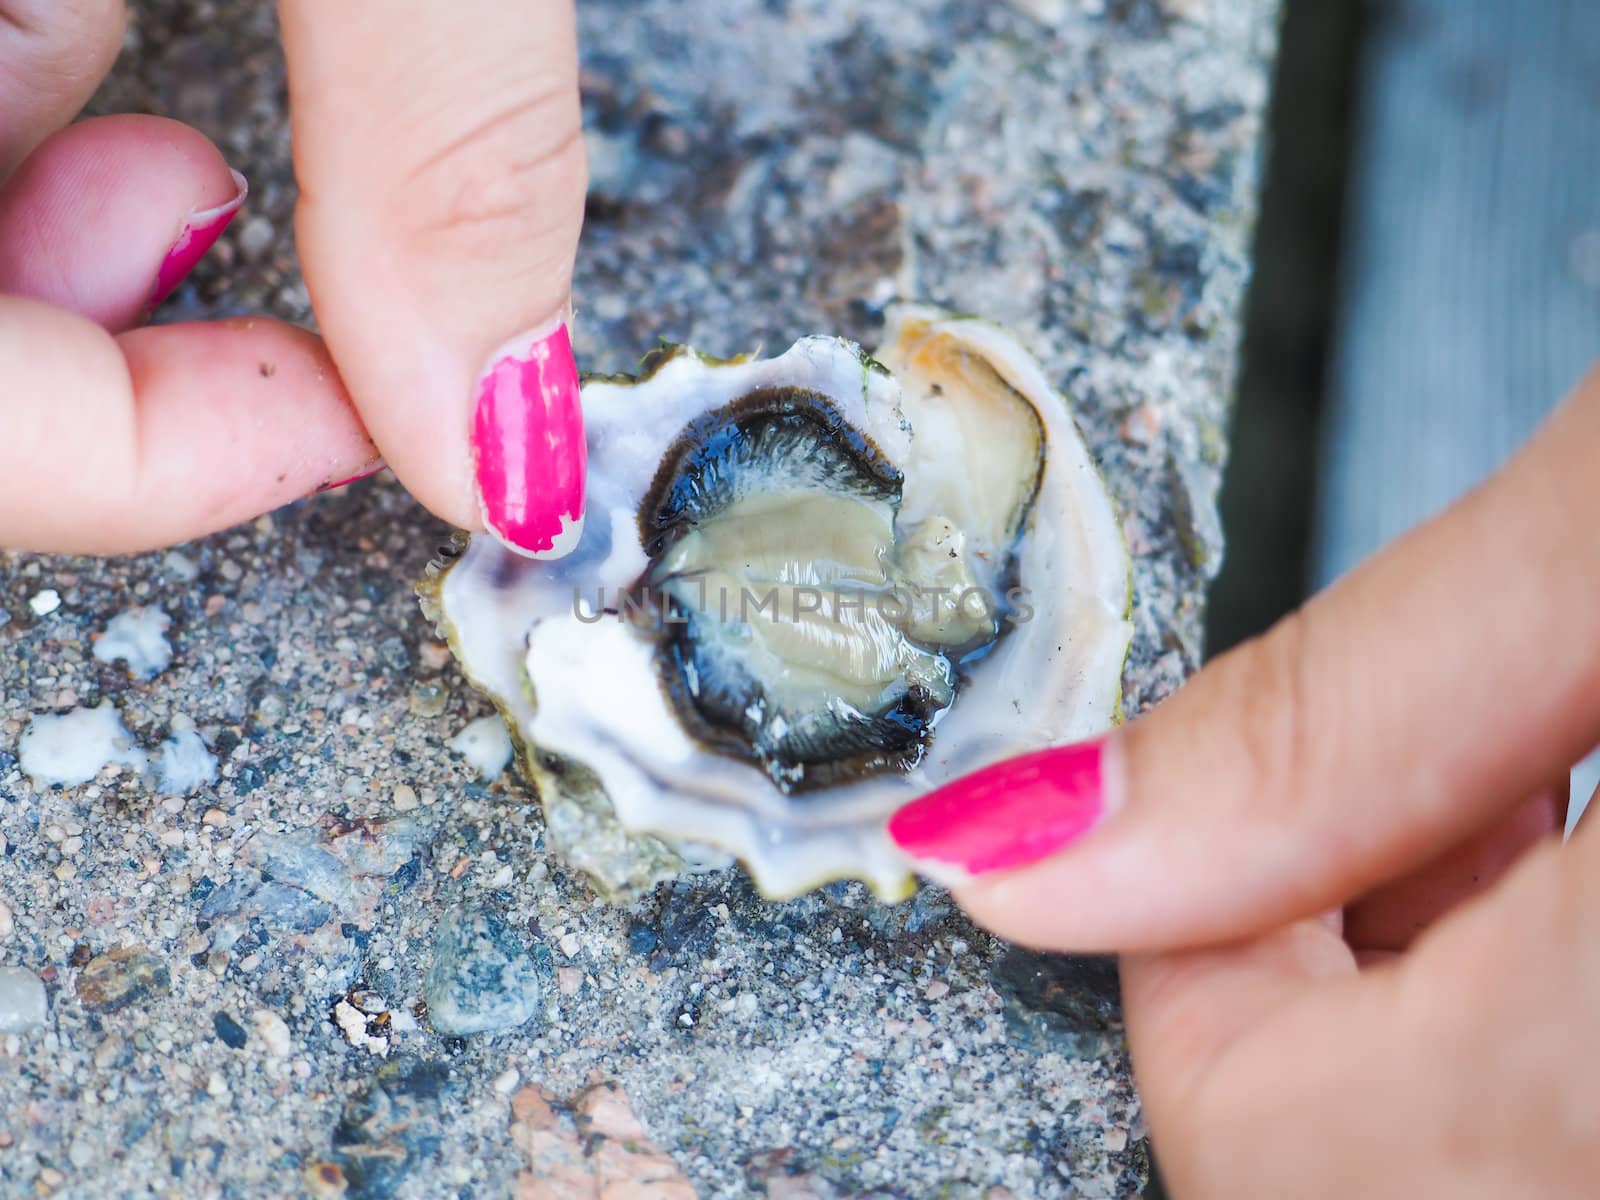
<box><xmin>0</xmin><ymin>1</ymin><xmax>1274</xmax><ymax>1195</ymax></box>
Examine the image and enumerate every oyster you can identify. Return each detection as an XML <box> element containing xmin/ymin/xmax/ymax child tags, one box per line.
<box><xmin>420</xmin><ymin>305</ymin><xmax>1131</xmax><ymax>901</ymax></box>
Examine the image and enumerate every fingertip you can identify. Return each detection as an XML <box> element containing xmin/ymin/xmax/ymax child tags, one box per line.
<box><xmin>0</xmin><ymin>114</ymin><xmax>244</xmax><ymax>329</ymax></box>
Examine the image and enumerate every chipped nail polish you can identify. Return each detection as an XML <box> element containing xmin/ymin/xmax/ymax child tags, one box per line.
<box><xmin>471</xmin><ymin>319</ymin><xmax>587</xmax><ymax>559</ymax></box>
<box><xmin>316</xmin><ymin>463</ymin><xmax>385</xmax><ymax>494</ymax></box>
<box><xmin>149</xmin><ymin>169</ymin><xmax>248</xmax><ymax>311</ymax></box>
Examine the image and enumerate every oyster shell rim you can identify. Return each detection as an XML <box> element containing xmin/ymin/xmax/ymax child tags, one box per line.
<box><xmin>417</xmin><ymin>306</ymin><xmax>1134</xmax><ymax>902</ymax></box>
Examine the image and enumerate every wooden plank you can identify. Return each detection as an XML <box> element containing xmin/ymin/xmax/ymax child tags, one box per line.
<box><xmin>1318</xmin><ymin>0</ymin><xmax>1600</xmax><ymax>581</ymax></box>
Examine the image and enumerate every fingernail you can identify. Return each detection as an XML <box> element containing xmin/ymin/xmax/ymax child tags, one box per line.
<box><xmin>471</xmin><ymin>318</ymin><xmax>587</xmax><ymax>559</ymax></box>
<box><xmin>887</xmin><ymin>737</ymin><xmax>1113</xmax><ymax>875</ymax></box>
<box><xmin>149</xmin><ymin>169</ymin><xmax>249</xmax><ymax>310</ymax></box>
<box><xmin>317</xmin><ymin>462</ymin><xmax>386</xmax><ymax>493</ymax></box>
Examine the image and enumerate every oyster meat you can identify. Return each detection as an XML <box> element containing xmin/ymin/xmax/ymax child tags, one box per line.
<box><xmin>421</xmin><ymin>305</ymin><xmax>1131</xmax><ymax>900</ymax></box>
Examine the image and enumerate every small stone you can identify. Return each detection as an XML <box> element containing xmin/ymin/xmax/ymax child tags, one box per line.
<box><xmin>334</xmin><ymin>1002</ymin><xmax>379</xmax><ymax>1055</ymax></box>
<box><xmin>28</xmin><ymin>589</ymin><xmax>60</xmax><ymax>617</ymax></box>
<box><xmin>924</xmin><ymin>979</ymin><xmax>950</xmax><ymax>1000</ymax></box>
<box><xmin>237</xmin><ymin>215</ymin><xmax>275</xmax><ymax>261</ymax></box>
<box><xmin>0</xmin><ymin>966</ymin><xmax>48</xmax><ymax>1033</ymax></box>
<box><xmin>252</xmin><ymin>1009</ymin><xmax>292</xmax><ymax>1058</ymax></box>
<box><xmin>0</xmin><ymin>902</ymin><xmax>12</xmax><ymax>940</ymax></box>
<box><xmin>75</xmin><ymin>946</ymin><xmax>171</xmax><ymax>1012</ymax></box>
<box><xmin>557</xmin><ymin>933</ymin><xmax>580</xmax><ymax>959</ymax></box>
<box><xmin>425</xmin><ymin>904</ymin><xmax>542</xmax><ymax>1036</ymax></box>
<box><xmin>556</xmin><ymin>967</ymin><xmax>583</xmax><ymax>995</ymax></box>
<box><xmin>93</xmin><ymin>1036</ymin><xmax>125</xmax><ymax>1073</ymax></box>
<box><xmin>377</xmin><ymin>636</ymin><xmax>409</xmax><ymax>672</ymax></box>
<box><xmin>493</xmin><ymin>1068</ymin><xmax>521</xmax><ymax>1095</ymax></box>
<box><xmin>206</xmin><ymin>1071</ymin><xmax>229</xmax><ymax>1098</ymax></box>
<box><xmin>391</xmin><ymin>784</ymin><xmax>419</xmax><ymax>812</ymax></box>
<box><xmin>329</xmin><ymin>1057</ymin><xmax>451</xmax><ymax>1195</ymax></box>
<box><xmin>992</xmin><ymin>949</ymin><xmax>1123</xmax><ymax>1059</ymax></box>
<box><xmin>303</xmin><ymin>1162</ymin><xmax>347</xmax><ymax>1199</ymax></box>
<box><xmin>419</xmin><ymin>641</ymin><xmax>452</xmax><ymax>671</ymax></box>
<box><xmin>408</xmin><ymin>682</ymin><xmax>449</xmax><ymax>719</ymax></box>
<box><xmin>213</xmin><ymin>1011</ymin><xmax>248</xmax><ymax>1049</ymax></box>
<box><xmin>161</xmin><ymin>551</ymin><xmax>200</xmax><ymax>582</ymax></box>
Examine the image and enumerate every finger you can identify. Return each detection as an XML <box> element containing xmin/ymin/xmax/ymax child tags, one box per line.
<box><xmin>279</xmin><ymin>0</ymin><xmax>588</xmax><ymax>558</ymax></box>
<box><xmin>1344</xmin><ymin>785</ymin><xmax>1565</xmax><ymax>953</ymax></box>
<box><xmin>0</xmin><ymin>0</ymin><xmax>125</xmax><ymax>179</ymax></box>
<box><xmin>1122</xmin><ymin>922</ymin><xmax>1374</xmax><ymax>1195</ymax></box>
<box><xmin>0</xmin><ymin>295</ymin><xmax>376</xmax><ymax>554</ymax></box>
<box><xmin>1132</xmin><ymin>837</ymin><xmax>1600</xmax><ymax>1197</ymax></box>
<box><xmin>891</xmin><ymin>365</ymin><xmax>1600</xmax><ymax>952</ymax></box>
<box><xmin>0</xmin><ymin>115</ymin><xmax>245</xmax><ymax>329</ymax></box>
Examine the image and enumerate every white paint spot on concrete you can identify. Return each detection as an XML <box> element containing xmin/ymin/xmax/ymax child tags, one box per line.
<box><xmin>156</xmin><ymin>729</ymin><xmax>218</xmax><ymax>796</ymax></box>
<box><xmin>93</xmin><ymin>607</ymin><xmax>173</xmax><ymax>680</ymax></box>
<box><xmin>19</xmin><ymin>704</ymin><xmax>147</xmax><ymax>786</ymax></box>
<box><xmin>449</xmin><ymin>715</ymin><xmax>513</xmax><ymax>781</ymax></box>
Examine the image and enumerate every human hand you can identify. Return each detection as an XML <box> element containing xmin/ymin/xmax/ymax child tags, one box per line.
<box><xmin>887</xmin><ymin>367</ymin><xmax>1600</xmax><ymax>1194</ymax></box>
<box><xmin>1</xmin><ymin>0</ymin><xmax>587</xmax><ymax>558</ymax></box>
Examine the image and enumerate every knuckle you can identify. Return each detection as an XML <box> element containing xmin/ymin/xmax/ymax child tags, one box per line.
<box><xmin>386</xmin><ymin>88</ymin><xmax>587</xmax><ymax>259</ymax></box>
<box><xmin>2</xmin><ymin>0</ymin><xmax>125</xmax><ymax>88</ymax></box>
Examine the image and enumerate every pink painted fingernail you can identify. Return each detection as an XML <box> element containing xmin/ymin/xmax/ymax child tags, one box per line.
<box><xmin>471</xmin><ymin>319</ymin><xmax>587</xmax><ymax>559</ymax></box>
<box><xmin>888</xmin><ymin>737</ymin><xmax>1113</xmax><ymax>875</ymax></box>
<box><xmin>149</xmin><ymin>169</ymin><xmax>248</xmax><ymax>310</ymax></box>
<box><xmin>317</xmin><ymin>462</ymin><xmax>386</xmax><ymax>493</ymax></box>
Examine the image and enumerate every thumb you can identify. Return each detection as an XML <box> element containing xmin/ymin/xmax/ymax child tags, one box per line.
<box><xmin>279</xmin><ymin>0</ymin><xmax>587</xmax><ymax>558</ymax></box>
<box><xmin>889</xmin><ymin>365</ymin><xmax>1600</xmax><ymax>952</ymax></box>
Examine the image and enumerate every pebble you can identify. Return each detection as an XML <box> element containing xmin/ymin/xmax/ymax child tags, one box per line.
<box><xmin>213</xmin><ymin>1011</ymin><xmax>248</xmax><ymax>1049</ymax></box>
<box><xmin>419</xmin><ymin>640</ymin><xmax>452</xmax><ymax>671</ymax></box>
<box><xmin>0</xmin><ymin>966</ymin><xmax>47</xmax><ymax>1033</ymax></box>
<box><xmin>556</xmin><ymin>967</ymin><xmax>583</xmax><ymax>995</ymax></box>
<box><xmin>161</xmin><ymin>550</ymin><xmax>200</xmax><ymax>582</ymax></box>
<box><xmin>424</xmin><ymin>904</ymin><xmax>542</xmax><ymax>1036</ymax></box>
<box><xmin>237</xmin><ymin>214</ymin><xmax>275</xmax><ymax>260</ymax></box>
<box><xmin>75</xmin><ymin>946</ymin><xmax>172</xmax><ymax>1013</ymax></box>
<box><xmin>92</xmin><ymin>607</ymin><xmax>173</xmax><ymax>680</ymax></box>
<box><xmin>0</xmin><ymin>902</ymin><xmax>12</xmax><ymax>940</ymax></box>
<box><xmin>333</xmin><ymin>992</ymin><xmax>393</xmax><ymax>1058</ymax></box>
<box><xmin>408</xmin><ymin>682</ymin><xmax>449</xmax><ymax>719</ymax></box>
<box><xmin>28</xmin><ymin>589</ymin><xmax>60</xmax><ymax>617</ymax></box>
<box><xmin>992</xmin><ymin>949</ymin><xmax>1123</xmax><ymax>1059</ymax></box>
<box><xmin>392</xmin><ymin>784</ymin><xmax>419</xmax><ymax>812</ymax></box>
<box><xmin>252</xmin><ymin>1009</ymin><xmax>292</xmax><ymax>1058</ymax></box>
<box><xmin>493</xmin><ymin>1068</ymin><xmax>521</xmax><ymax>1095</ymax></box>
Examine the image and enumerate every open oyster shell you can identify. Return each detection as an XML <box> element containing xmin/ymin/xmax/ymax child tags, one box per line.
<box><xmin>419</xmin><ymin>305</ymin><xmax>1132</xmax><ymax>901</ymax></box>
